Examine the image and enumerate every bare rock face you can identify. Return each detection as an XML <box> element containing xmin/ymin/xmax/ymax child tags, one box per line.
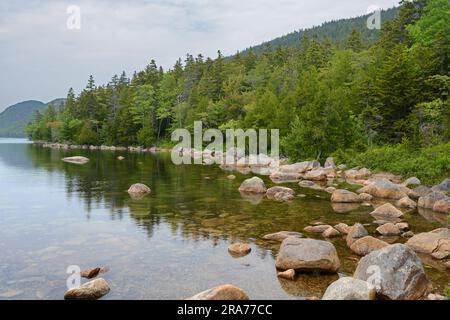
<box><xmin>376</xmin><ymin>223</ymin><xmax>402</xmax><ymax>236</ymax></box>
<box><xmin>331</xmin><ymin>190</ymin><xmax>362</xmax><ymax>203</ymax></box>
<box><xmin>418</xmin><ymin>192</ymin><xmax>447</xmax><ymax>209</ymax></box>
<box><xmin>62</xmin><ymin>156</ymin><xmax>89</xmax><ymax>165</ymax></box>
<box><xmin>358</xmin><ymin>180</ymin><xmax>409</xmax><ymax>200</ymax></box>
<box><xmin>322</xmin><ymin>277</ymin><xmax>376</xmax><ymax>300</ymax></box>
<box><xmin>369</xmin><ymin>203</ymin><xmax>404</xmax><ymax>221</ymax></box>
<box><xmin>406</xmin><ymin>228</ymin><xmax>450</xmax><ymax>258</ymax></box>
<box><xmin>275</xmin><ymin>237</ymin><xmax>340</xmax><ymax>273</ymax></box>
<box><xmin>350</xmin><ymin>236</ymin><xmax>389</xmax><ymax>256</ymax></box>
<box><xmin>346</xmin><ymin>223</ymin><xmax>369</xmax><ymax>247</ymax></box>
<box><xmin>238</xmin><ymin>177</ymin><xmax>267</xmax><ymax>193</ymax></box>
<box><xmin>322</xmin><ymin>227</ymin><xmax>340</xmax><ymax>238</ymax></box>
<box><xmin>277</xmin><ymin>269</ymin><xmax>296</xmax><ymax>281</ymax></box>
<box><xmin>396</xmin><ymin>197</ymin><xmax>417</xmax><ymax>209</ymax></box>
<box><xmin>353</xmin><ymin>244</ymin><xmax>430</xmax><ymax>300</ymax></box>
<box><xmin>433</xmin><ymin>197</ymin><xmax>450</xmax><ymax>214</ymax></box>
<box><xmin>262</xmin><ymin>231</ymin><xmax>304</xmax><ymax>242</ymax></box>
<box><xmin>128</xmin><ymin>183</ymin><xmax>151</xmax><ymax>196</ymax></box>
<box><xmin>304</xmin><ymin>225</ymin><xmax>332</xmax><ymax>234</ymax></box>
<box><xmin>228</xmin><ymin>243</ymin><xmax>251</xmax><ymax>256</ymax></box>
<box><xmin>334</xmin><ymin>223</ymin><xmax>350</xmax><ymax>235</ymax></box>
<box><xmin>187</xmin><ymin>284</ymin><xmax>249</xmax><ymax>300</ymax></box>
<box><xmin>64</xmin><ymin>278</ymin><xmax>110</xmax><ymax>300</ymax></box>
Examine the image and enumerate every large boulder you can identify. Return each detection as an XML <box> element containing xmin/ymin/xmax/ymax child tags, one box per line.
<box><xmin>266</xmin><ymin>186</ymin><xmax>295</xmax><ymax>202</ymax></box>
<box><xmin>275</xmin><ymin>237</ymin><xmax>340</xmax><ymax>273</ymax></box>
<box><xmin>331</xmin><ymin>190</ymin><xmax>362</xmax><ymax>203</ymax></box>
<box><xmin>396</xmin><ymin>197</ymin><xmax>417</xmax><ymax>209</ymax></box>
<box><xmin>376</xmin><ymin>223</ymin><xmax>402</xmax><ymax>236</ymax></box>
<box><xmin>64</xmin><ymin>278</ymin><xmax>110</xmax><ymax>300</ymax></box>
<box><xmin>350</xmin><ymin>236</ymin><xmax>389</xmax><ymax>256</ymax></box>
<box><xmin>238</xmin><ymin>177</ymin><xmax>267</xmax><ymax>193</ymax></box>
<box><xmin>403</xmin><ymin>177</ymin><xmax>421</xmax><ymax>187</ymax></box>
<box><xmin>278</xmin><ymin>161</ymin><xmax>311</xmax><ymax>174</ymax></box>
<box><xmin>431</xmin><ymin>178</ymin><xmax>450</xmax><ymax>193</ymax></box>
<box><xmin>62</xmin><ymin>156</ymin><xmax>89</xmax><ymax>165</ymax></box>
<box><xmin>128</xmin><ymin>183</ymin><xmax>151</xmax><ymax>196</ymax></box>
<box><xmin>369</xmin><ymin>203</ymin><xmax>404</xmax><ymax>221</ymax></box>
<box><xmin>358</xmin><ymin>180</ymin><xmax>408</xmax><ymax>200</ymax></box>
<box><xmin>418</xmin><ymin>192</ymin><xmax>447</xmax><ymax>209</ymax></box>
<box><xmin>304</xmin><ymin>169</ymin><xmax>328</xmax><ymax>181</ymax></box>
<box><xmin>187</xmin><ymin>284</ymin><xmax>249</xmax><ymax>300</ymax></box>
<box><xmin>269</xmin><ymin>171</ymin><xmax>301</xmax><ymax>182</ymax></box>
<box><xmin>413</xmin><ymin>186</ymin><xmax>432</xmax><ymax>198</ymax></box>
<box><xmin>354</xmin><ymin>244</ymin><xmax>430</xmax><ymax>300</ymax></box>
<box><xmin>346</xmin><ymin>223</ymin><xmax>369</xmax><ymax>247</ymax></box>
<box><xmin>263</xmin><ymin>231</ymin><xmax>304</xmax><ymax>242</ymax></box>
<box><xmin>345</xmin><ymin>168</ymin><xmax>371</xmax><ymax>180</ymax></box>
<box><xmin>433</xmin><ymin>197</ymin><xmax>450</xmax><ymax>214</ymax></box>
<box><xmin>324</xmin><ymin>157</ymin><xmax>336</xmax><ymax>169</ymax></box>
<box><xmin>406</xmin><ymin>228</ymin><xmax>450</xmax><ymax>258</ymax></box>
<box><xmin>322</xmin><ymin>277</ymin><xmax>376</xmax><ymax>300</ymax></box>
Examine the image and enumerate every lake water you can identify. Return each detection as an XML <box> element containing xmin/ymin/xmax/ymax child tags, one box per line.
<box><xmin>0</xmin><ymin>138</ymin><xmax>448</xmax><ymax>299</ymax></box>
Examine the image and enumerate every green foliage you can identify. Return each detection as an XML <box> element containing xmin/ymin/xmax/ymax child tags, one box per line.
<box><xmin>25</xmin><ymin>0</ymin><xmax>448</xmax><ymax>188</ymax></box>
<box><xmin>333</xmin><ymin>142</ymin><xmax>450</xmax><ymax>185</ymax></box>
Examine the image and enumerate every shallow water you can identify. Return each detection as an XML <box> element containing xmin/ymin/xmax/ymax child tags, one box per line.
<box><xmin>0</xmin><ymin>138</ymin><xmax>448</xmax><ymax>300</ymax></box>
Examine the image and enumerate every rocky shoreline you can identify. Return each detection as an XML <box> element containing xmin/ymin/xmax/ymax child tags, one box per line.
<box><xmin>35</xmin><ymin>141</ymin><xmax>449</xmax><ymax>300</ymax></box>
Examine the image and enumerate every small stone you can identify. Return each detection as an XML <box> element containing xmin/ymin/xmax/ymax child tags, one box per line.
<box><xmin>277</xmin><ymin>269</ymin><xmax>296</xmax><ymax>281</ymax></box>
<box><xmin>117</xmin><ymin>156</ymin><xmax>125</xmax><ymax>161</ymax></box>
<box><xmin>128</xmin><ymin>183</ymin><xmax>151</xmax><ymax>196</ymax></box>
<box><xmin>346</xmin><ymin>223</ymin><xmax>369</xmax><ymax>247</ymax></box>
<box><xmin>334</xmin><ymin>223</ymin><xmax>350</xmax><ymax>235</ymax></box>
<box><xmin>80</xmin><ymin>267</ymin><xmax>102</xmax><ymax>279</ymax></box>
<box><xmin>227</xmin><ymin>175</ymin><xmax>236</xmax><ymax>180</ymax></box>
<box><xmin>396</xmin><ymin>222</ymin><xmax>409</xmax><ymax>231</ymax></box>
<box><xmin>358</xmin><ymin>193</ymin><xmax>373</xmax><ymax>201</ymax></box>
<box><xmin>350</xmin><ymin>236</ymin><xmax>389</xmax><ymax>256</ymax></box>
<box><xmin>238</xmin><ymin>177</ymin><xmax>267</xmax><ymax>193</ymax></box>
<box><xmin>402</xmin><ymin>231</ymin><xmax>415</xmax><ymax>238</ymax></box>
<box><xmin>369</xmin><ymin>203</ymin><xmax>404</xmax><ymax>221</ymax></box>
<box><xmin>62</xmin><ymin>156</ymin><xmax>89</xmax><ymax>165</ymax></box>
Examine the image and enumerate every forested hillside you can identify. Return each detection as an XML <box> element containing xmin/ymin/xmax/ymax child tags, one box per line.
<box><xmin>0</xmin><ymin>99</ymin><xmax>65</xmax><ymax>137</ymax></box>
<box><xmin>26</xmin><ymin>0</ymin><xmax>449</xmax><ymax>182</ymax></box>
<box><xmin>240</xmin><ymin>7</ymin><xmax>399</xmax><ymax>55</ymax></box>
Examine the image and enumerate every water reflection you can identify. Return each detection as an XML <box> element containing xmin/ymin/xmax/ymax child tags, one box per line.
<box><xmin>0</xmin><ymin>141</ymin><xmax>448</xmax><ymax>299</ymax></box>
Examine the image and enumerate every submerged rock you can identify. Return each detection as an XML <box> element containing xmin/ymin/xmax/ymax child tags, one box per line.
<box><xmin>275</xmin><ymin>237</ymin><xmax>340</xmax><ymax>273</ymax></box>
<box><xmin>238</xmin><ymin>177</ymin><xmax>267</xmax><ymax>194</ymax></box>
<box><xmin>322</xmin><ymin>277</ymin><xmax>376</xmax><ymax>300</ymax></box>
<box><xmin>263</xmin><ymin>231</ymin><xmax>304</xmax><ymax>242</ymax></box>
<box><xmin>64</xmin><ymin>278</ymin><xmax>110</xmax><ymax>300</ymax></box>
<box><xmin>187</xmin><ymin>284</ymin><xmax>249</xmax><ymax>300</ymax></box>
<box><xmin>354</xmin><ymin>244</ymin><xmax>430</xmax><ymax>300</ymax></box>
<box><xmin>62</xmin><ymin>156</ymin><xmax>89</xmax><ymax>165</ymax></box>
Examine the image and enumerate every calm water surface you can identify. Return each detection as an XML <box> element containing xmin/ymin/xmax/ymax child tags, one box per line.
<box><xmin>0</xmin><ymin>138</ymin><xmax>448</xmax><ymax>299</ymax></box>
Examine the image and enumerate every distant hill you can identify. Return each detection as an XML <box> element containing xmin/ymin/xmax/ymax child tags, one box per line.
<box><xmin>240</xmin><ymin>7</ymin><xmax>399</xmax><ymax>55</ymax></box>
<box><xmin>0</xmin><ymin>99</ymin><xmax>65</xmax><ymax>137</ymax></box>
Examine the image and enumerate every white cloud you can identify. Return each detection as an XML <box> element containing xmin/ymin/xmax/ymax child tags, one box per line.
<box><xmin>0</xmin><ymin>0</ymin><xmax>399</xmax><ymax>110</ymax></box>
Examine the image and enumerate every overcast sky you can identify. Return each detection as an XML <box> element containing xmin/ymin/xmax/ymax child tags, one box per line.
<box><xmin>0</xmin><ymin>0</ymin><xmax>399</xmax><ymax>111</ymax></box>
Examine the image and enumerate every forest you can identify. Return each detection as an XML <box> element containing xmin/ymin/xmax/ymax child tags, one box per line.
<box><xmin>26</xmin><ymin>0</ymin><xmax>449</xmax><ymax>184</ymax></box>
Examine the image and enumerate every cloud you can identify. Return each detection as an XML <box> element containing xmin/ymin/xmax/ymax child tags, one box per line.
<box><xmin>0</xmin><ymin>0</ymin><xmax>400</xmax><ymax>110</ymax></box>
